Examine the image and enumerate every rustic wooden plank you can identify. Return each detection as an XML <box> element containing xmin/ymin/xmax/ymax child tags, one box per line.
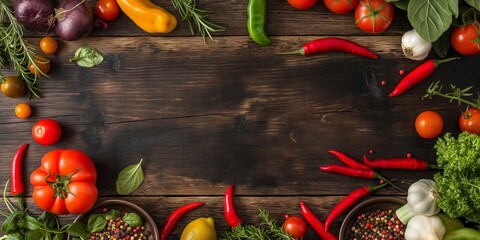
<box><xmin>0</xmin><ymin>196</ymin><xmax>406</xmax><ymax>239</ymax></box>
<box><xmin>24</xmin><ymin>0</ymin><xmax>410</xmax><ymax>38</ymax></box>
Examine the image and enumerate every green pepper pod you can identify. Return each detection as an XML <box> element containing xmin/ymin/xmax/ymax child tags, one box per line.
<box><xmin>247</xmin><ymin>0</ymin><xmax>272</xmax><ymax>46</ymax></box>
<box><xmin>444</xmin><ymin>228</ymin><xmax>480</xmax><ymax>240</ymax></box>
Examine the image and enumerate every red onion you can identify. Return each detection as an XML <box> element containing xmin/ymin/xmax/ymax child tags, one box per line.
<box><xmin>54</xmin><ymin>0</ymin><xmax>95</xmax><ymax>41</ymax></box>
<box><xmin>13</xmin><ymin>0</ymin><xmax>55</xmax><ymax>32</ymax></box>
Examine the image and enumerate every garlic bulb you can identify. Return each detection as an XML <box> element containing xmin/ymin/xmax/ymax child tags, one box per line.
<box><xmin>405</xmin><ymin>215</ymin><xmax>445</xmax><ymax>240</ymax></box>
<box><xmin>402</xmin><ymin>29</ymin><xmax>432</xmax><ymax>60</ymax></box>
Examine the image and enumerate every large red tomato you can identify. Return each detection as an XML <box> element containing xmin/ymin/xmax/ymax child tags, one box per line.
<box><xmin>451</xmin><ymin>23</ymin><xmax>480</xmax><ymax>56</ymax></box>
<box><xmin>459</xmin><ymin>107</ymin><xmax>480</xmax><ymax>135</ymax></box>
<box><xmin>354</xmin><ymin>0</ymin><xmax>394</xmax><ymax>33</ymax></box>
<box><xmin>30</xmin><ymin>149</ymin><xmax>98</xmax><ymax>215</ymax></box>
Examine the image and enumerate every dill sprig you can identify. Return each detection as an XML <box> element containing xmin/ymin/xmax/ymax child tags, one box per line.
<box><xmin>0</xmin><ymin>0</ymin><xmax>43</xmax><ymax>98</ymax></box>
<box><xmin>220</xmin><ymin>209</ymin><xmax>295</xmax><ymax>240</ymax></box>
<box><xmin>423</xmin><ymin>81</ymin><xmax>480</xmax><ymax>109</ymax></box>
<box><xmin>171</xmin><ymin>0</ymin><xmax>226</xmax><ymax>42</ymax></box>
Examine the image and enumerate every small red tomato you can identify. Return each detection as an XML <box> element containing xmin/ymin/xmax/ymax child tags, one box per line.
<box><xmin>32</xmin><ymin>119</ymin><xmax>62</xmax><ymax>145</ymax></box>
<box><xmin>287</xmin><ymin>0</ymin><xmax>318</xmax><ymax>10</ymax></box>
<box><xmin>459</xmin><ymin>107</ymin><xmax>480</xmax><ymax>135</ymax></box>
<box><xmin>354</xmin><ymin>0</ymin><xmax>394</xmax><ymax>33</ymax></box>
<box><xmin>96</xmin><ymin>0</ymin><xmax>120</xmax><ymax>21</ymax></box>
<box><xmin>451</xmin><ymin>23</ymin><xmax>480</xmax><ymax>56</ymax></box>
<box><xmin>323</xmin><ymin>0</ymin><xmax>358</xmax><ymax>14</ymax></box>
<box><xmin>415</xmin><ymin>111</ymin><xmax>443</xmax><ymax>139</ymax></box>
<box><xmin>283</xmin><ymin>215</ymin><xmax>307</xmax><ymax>239</ymax></box>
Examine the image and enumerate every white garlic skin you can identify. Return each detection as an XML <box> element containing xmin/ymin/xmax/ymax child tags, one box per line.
<box><xmin>402</xmin><ymin>29</ymin><xmax>432</xmax><ymax>60</ymax></box>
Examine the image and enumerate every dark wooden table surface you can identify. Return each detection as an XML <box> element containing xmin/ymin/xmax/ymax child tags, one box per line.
<box><xmin>1</xmin><ymin>0</ymin><xmax>479</xmax><ymax>239</ymax></box>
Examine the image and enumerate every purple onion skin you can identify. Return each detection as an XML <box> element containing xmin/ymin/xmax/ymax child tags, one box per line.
<box><xmin>55</xmin><ymin>0</ymin><xmax>95</xmax><ymax>41</ymax></box>
<box><xmin>13</xmin><ymin>0</ymin><xmax>55</xmax><ymax>32</ymax></box>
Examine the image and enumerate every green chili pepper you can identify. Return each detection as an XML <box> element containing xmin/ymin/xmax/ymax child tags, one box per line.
<box><xmin>247</xmin><ymin>0</ymin><xmax>272</xmax><ymax>46</ymax></box>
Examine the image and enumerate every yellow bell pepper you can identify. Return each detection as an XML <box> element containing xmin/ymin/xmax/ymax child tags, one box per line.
<box><xmin>116</xmin><ymin>0</ymin><xmax>177</xmax><ymax>33</ymax></box>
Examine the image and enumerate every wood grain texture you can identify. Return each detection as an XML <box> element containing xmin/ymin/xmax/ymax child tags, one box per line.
<box><xmin>1</xmin><ymin>0</ymin><xmax>479</xmax><ymax>239</ymax></box>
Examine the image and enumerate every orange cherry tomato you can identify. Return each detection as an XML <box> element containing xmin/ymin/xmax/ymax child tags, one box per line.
<box><xmin>1</xmin><ymin>76</ymin><xmax>25</xmax><ymax>98</ymax></box>
<box><xmin>415</xmin><ymin>111</ymin><xmax>443</xmax><ymax>139</ymax></box>
<box><xmin>39</xmin><ymin>36</ymin><xmax>58</xmax><ymax>54</ymax></box>
<box><xmin>29</xmin><ymin>54</ymin><xmax>51</xmax><ymax>76</ymax></box>
<box><xmin>15</xmin><ymin>103</ymin><xmax>32</xmax><ymax>119</ymax></box>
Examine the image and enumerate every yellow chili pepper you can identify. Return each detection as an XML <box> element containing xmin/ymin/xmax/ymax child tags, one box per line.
<box><xmin>116</xmin><ymin>0</ymin><xmax>177</xmax><ymax>33</ymax></box>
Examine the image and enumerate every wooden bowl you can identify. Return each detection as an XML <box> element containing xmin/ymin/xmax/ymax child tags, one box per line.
<box><xmin>339</xmin><ymin>196</ymin><xmax>406</xmax><ymax>240</ymax></box>
<box><xmin>68</xmin><ymin>199</ymin><xmax>159</xmax><ymax>240</ymax></box>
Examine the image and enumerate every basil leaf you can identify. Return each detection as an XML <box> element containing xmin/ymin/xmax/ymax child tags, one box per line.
<box><xmin>2</xmin><ymin>211</ymin><xmax>24</xmax><ymax>234</ymax></box>
<box><xmin>465</xmin><ymin>0</ymin><xmax>480</xmax><ymax>11</ymax></box>
<box><xmin>116</xmin><ymin>159</ymin><xmax>145</xmax><ymax>195</ymax></box>
<box><xmin>24</xmin><ymin>215</ymin><xmax>40</xmax><ymax>231</ymax></box>
<box><xmin>69</xmin><ymin>46</ymin><xmax>104</xmax><ymax>68</ymax></box>
<box><xmin>37</xmin><ymin>212</ymin><xmax>57</xmax><ymax>229</ymax></box>
<box><xmin>66</xmin><ymin>222</ymin><xmax>89</xmax><ymax>240</ymax></box>
<box><xmin>105</xmin><ymin>209</ymin><xmax>121</xmax><ymax>220</ymax></box>
<box><xmin>448</xmin><ymin>0</ymin><xmax>459</xmax><ymax>18</ymax></box>
<box><xmin>53</xmin><ymin>233</ymin><xmax>63</xmax><ymax>240</ymax></box>
<box><xmin>122</xmin><ymin>213</ymin><xmax>142</xmax><ymax>227</ymax></box>
<box><xmin>407</xmin><ymin>0</ymin><xmax>454</xmax><ymax>42</ymax></box>
<box><xmin>5</xmin><ymin>232</ymin><xmax>23</xmax><ymax>240</ymax></box>
<box><xmin>25</xmin><ymin>229</ymin><xmax>44</xmax><ymax>240</ymax></box>
<box><xmin>386</xmin><ymin>0</ymin><xmax>409</xmax><ymax>10</ymax></box>
<box><xmin>87</xmin><ymin>214</ymin><xmax>107</xmax><ymax>233</ymax></box>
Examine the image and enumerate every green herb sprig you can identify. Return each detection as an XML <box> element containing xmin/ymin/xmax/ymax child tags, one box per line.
<box><xmin>171</xmin><ymin>0</ymin><xmax>226</xmax><ymax>42</ymax></box>
<box><xmin>423</xmin><ymin>81</ymin><xmax>480</xmax><ymax>109</ymax></box>
<box><xmin>0</xmin><ymin>1</ymin><xmax>44</xmax><ymax>98</ymax></box>
<box><xmin>220</xmin><ymin>209</ymin><xmax>295</xmax><ymax>240</ymax></box>
<box><xmin>116</xmin><ymin>159</ymin><xmax>145</xmax><ymax>195</ymax></box>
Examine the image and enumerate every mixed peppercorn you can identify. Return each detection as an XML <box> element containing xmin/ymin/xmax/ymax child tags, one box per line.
<box><xmin>90</xmin><ymin>209</ymin><xmax>152</xmax><ymax>240</ymax></box>
<box><xmin>348</xmin><ymin>209</ymin><xmax>405</xmax><ymax>240</ymax></box>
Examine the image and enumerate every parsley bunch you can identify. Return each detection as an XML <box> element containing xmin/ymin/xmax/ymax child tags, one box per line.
<box><xmin>434</xmin><ymin>132</ymin><xmax>480</xmax><ymax>224</ymax></box>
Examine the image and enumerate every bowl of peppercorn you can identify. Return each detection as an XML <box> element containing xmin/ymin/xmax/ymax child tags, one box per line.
<box><xmin>67</xmin><ymin>199</ymin><xmax>159</xmax><ymax>240</ymax></box>
<box><xmin>339</xmin><ymin>197</ymin><xmax>407</xmax><ymax>240</ymax></box>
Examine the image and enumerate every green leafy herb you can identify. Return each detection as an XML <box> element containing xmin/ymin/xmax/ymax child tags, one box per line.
<box><xmin>65</xmin><ymin>222</ymin><xmax>90</xmax><ymax>240</ymax></box>
<box><xmin>220</xmin><ymin>209</ymin><xmax>295</xmax><ymax>240</ymax></box>
<box><xmin>432</xmin><ymin>27</ymin><xmax>453</xmax><ymax>58</ymax></box>
<box><xmin>69</xmin><ymin>46</ymin><xmax>104</xmax><ymax>67</ymax></box>
<box><xmin>423</xmin><ymin>81</ymin><xmax>480</xmax><ymax>109</ymax></box>
<box><xmin>465</xmin><ymin>0</ymin><xmax>480</xmax><ymax>11</ymax></box>
<box><xmin>0</xmin><ymin>1</ymin><xmax>42</xmax><ymax>98</ymax></box>
<box><xmin>407</xmin><ymin>0</ymin><xmax>454</xmax><ymax>42</ymax></box>
<box><xmin>116</xmin><ymin>159</ymin><xmax>145</xmax><ymax>195</ymax></box>
<box><xmin>105</xmin><ymin>209</ymin><xmax>121</xmax><ymax>221</ymax></box>
<box><xmin>386</xmin><ymin>0</ymin><xmax>409</xmax><ymax>10</ymax></box>
<box><xmin>122</xmin><ymin>213</ymin><xmax>142</xmax><ymax>228</ymax></box>
<box><xmin>171</xmin><ymin>0</ymin><xmax>226</xmax><ymax>42</ymax></box>
<box><xmin>87</xmin><ymin>214</ymin><xmax>107</xmax><ymax>233</ymax></box>
<box><xmin>434</xmin><ymin>132</ymin><xmax>480</xmax><ymax>224</ymax></box>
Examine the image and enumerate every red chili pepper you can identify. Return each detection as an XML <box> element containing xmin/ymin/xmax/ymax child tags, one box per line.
<box><xmin>363</xmin><ymin>156</ymin><xmax>441</xmax><ymax>170</ymax></box>
<box><xmin>224</xmin><ymin>185</ymin><xmax>242</xmax><ymax>227</ymax></box>
<box><xmin>324</xmin><ymin>183</ymin><xmax>387</xmax><ymax>231</ymax></box>
<box><xmin>299</xmin><ymin>201</ymin><xmax>337</xmax><ymax>240</ymax></box>
<box><xmin>11</xmin><ymin>144</ymin><xmax>28</xmax><ymax>196</ymax></box>
<box><xmin>320</xmin><ymin>164</ymin><xmax>405</xmax><ymax>193</ymax></box>
<box><xmin>280</xmin><ymin>37</ymin><xmax>378</xmax><ymax>59</ymax></box>
<box><xmin>328</xmin><ymin>150</ymin><xmax>369</xmax><ymax>169</ymax></box>
<box><xmin>389</xmin><ymin>57</ymin><xmax>458</xmax><ymax>97</ymax></box>
<box><xmin>160</xmin><ymin>202</ymin><xmax>203</xmax><ymax>240</ymax></box>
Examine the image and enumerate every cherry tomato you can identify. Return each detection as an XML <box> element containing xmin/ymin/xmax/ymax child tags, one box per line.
<box><xmin>39</xmin><ymin>36</ymin><xmax>58</xmax><ymax>54</ymax></box>
<box><xmin>354</xmin><ymin>0</ymin><xmax>394</xmax><ymax>33</ymax></box>
<box><xmin>323</xmin><ymin>0</ymin><xmax>358</xmax><ymax>14</ymax></box>
<box><xmin>1</xmin><ymin>76</ymin><xmax>25</xmax><ymax>98</ymax></box>
<box><xmin>283</xmin><ymin>215</ymin><xmax>307</xmax><ymax>239</ymax></box>
<box><xmin>32</xmin><ymin>119</ymin><xmax>62</xmax><ymax>146</ymax></box>
<box><xmin>96</xmin><ymin>0</ymin><xmax>120</xmax><ymax>21</ymax></box>
<box><xmin>415</xmin><ymin>111</ymin><xmax>443</xmax><ymax>139</ymax></box>
<box><xmin>287</xmin><ymin>0</ymin><xmax>318</xmax><ymax>10</ymax></box>
<box><xmin>451</xmin><ymin>23</ymin><xmax>480</xmax><ymax>56</ymax></box>
<box><xmin>29</xmin><ymin>54</ymin><xmax>51</xmax><ymax>76</ymax></box>
<box><xmin>459</xmin><ymin>107</ymin><xmax>480</xmax><ymax>135</ymax></box>
<box><xmin>15</xmin><ymin>103</ymin><xmax>32</xmax><ymax>119</ymax></box>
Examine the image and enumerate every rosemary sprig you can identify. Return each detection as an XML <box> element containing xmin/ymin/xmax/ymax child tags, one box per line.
<box><xmin>220</xmin><ymin>209</ymin><xmax>295</xmax><ymax>240</ymax></box>
<box><xmin>0</xmin><ymin>0</ymin><xmax>43</xmax><ymax>98</ymax></box>
<box><xmin>171</xmin><ymin>0</ymin><xmax>226</xmax><ymax>42</ymax></box>
<box><xmin>423</xmin><ymin>81</ymin><xmax>480</xmax><ymax>109</ymax></box>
